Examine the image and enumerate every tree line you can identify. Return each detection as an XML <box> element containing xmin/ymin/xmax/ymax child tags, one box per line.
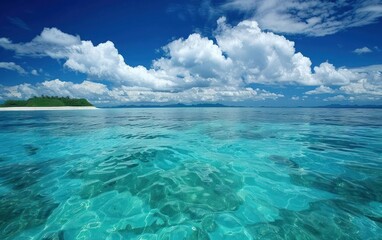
<box><xmin>0</xmin><ymin>96</ymin><xmax>93</xmax><ymax>107</ymax></box>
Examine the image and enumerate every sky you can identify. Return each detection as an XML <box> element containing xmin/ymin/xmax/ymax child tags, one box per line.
<box><xmin>0</xmin><ymin>0</ymin><xmax>381</xmax><ymax>106</ymax></box>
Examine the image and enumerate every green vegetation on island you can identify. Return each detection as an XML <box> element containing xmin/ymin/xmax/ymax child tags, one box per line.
<box><xmin>0</xmin><ymin>96</ymin><xmax>93</xmax><ymax>107</ymax></box>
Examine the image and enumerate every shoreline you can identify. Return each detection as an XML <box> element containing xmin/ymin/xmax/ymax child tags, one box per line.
<box><xmin>0</xmin><ymin>106</ymin><xmax>97</xmax><ymax>111</ymax></box>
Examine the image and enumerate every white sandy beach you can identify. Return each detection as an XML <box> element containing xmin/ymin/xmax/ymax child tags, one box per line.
<box><xmin>0</xmin><ymin>106</ymin><xmax>97</xmax><ymax>111</ymax></box>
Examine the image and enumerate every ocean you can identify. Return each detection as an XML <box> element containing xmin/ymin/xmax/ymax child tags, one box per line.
<box><xmin>0</xmin><ymin>108</ymin><xmax>381</xmax><ymax>239</ymax></box>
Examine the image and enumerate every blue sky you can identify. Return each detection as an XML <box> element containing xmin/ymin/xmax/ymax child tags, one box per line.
<box><xmin>0</xmin><ymin>0</ymin><xmax>381</xmax><ymax>106</ymax></box>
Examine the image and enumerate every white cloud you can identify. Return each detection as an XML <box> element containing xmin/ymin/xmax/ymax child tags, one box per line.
<box><xmin>1</xmin><ymin>20</ymin><xmax>381</xmax><ymax>104</ymax></box>
<box><xmin>63</xmin><ymin>40</ymin><xmax>177</xmax><ymax>90</ymax></box>
<box><xmin>353</xmin><ymin>46</ymin><xmax>372</xmax><ymax>54</ymax></box>
<box><xmin>0</xmin><ymin>62</ymin><xmax>27</xmax><ymax>75</ymax></box>
<box><xmin>0</xmin><ymin>22</ymin><xmax>320</xmax><ymax>94</ymax></box>
<box><xmin>114</xmin><ymin>86</ymin><xmax>283</xmax><ymax>103</ymax></box>
<box><xmin>0</xmin><ymin>83</ymin><xmax>37</xmax><ymax>98</ymax></box>
<box><xmin>329</xmin><ymin>65</ymin><xmax>382</xmax><ymax>100</ymax></box>
<box><xmin>350</xmin><ymin>64</ymin><xmax>382</xmax><ymax>72</ymax></box>
<box><xmin>0</xmin><ymin>79</ymin><xmax>283</xmax><ymax>105</ymax></box>
<box><xmin>323</xmin><ymin>95</ymin><xmax>347</xmax><ymax>102</ymax></box>
<box><xmin>312</xmin><ymin>64</ymin><xmax>382</xmax><ymax>100</ymax></box>
<box><xmin>340</xmin><ymin>79</ymin><xmax>382</xmax><ymax>97</ymax></box>
<box><xmin>0</xmin><ymin>21</ymin><xmax>323</xmax><ymax>90</ymax></box>
<box><xmin>0</xmin><ymin>25</ymin><xmax>293</xmax><ymax>104</ymax></box>
<box><xmin>305</xmin><ymin>85</ymin><xmax>335</xmax><ymax>95</ymax></box>
<box><xmin>0</xmin><ymin>28</ymin><xmax>81</xmax><ymax>57</ymax></box>
<box><xmin>0</xmin><ymin>80</ymin><xmax>109</xmax><ymax>100</ymax></box>
<box><xmin>215</xmin><ymin>17</ymin><xmax>318</xmax><ymax>86</ymax></box>
<box><xmin>31</xmin><ymin>69</ymin><xmax>38</xmax><ymax>75</ymax></box>
<box><xmin>153</xmin><ymin>33</ymin><xmax>233</xmax><ymax>88</ymax></box>
<box><xmin>0</xmin><ymin>28</ymin><xmax>174</xmax><ymax>90</ymax></box>
<box><xmin>221</xmin><ymin>0</ymin><xmax>382</xmax><ymax>36</ymax></box>
<box><xmin>291</xmin><ymin>96</ymin><xmax>299</xmax><ymax>100</ymax></box>
<box><xmin>313</xmin><ymin>62</ymin><xmax>358</xmax><ymax>86</ymax></box>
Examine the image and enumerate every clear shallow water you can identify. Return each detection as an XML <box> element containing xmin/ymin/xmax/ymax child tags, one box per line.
<box><xmin>0</xmin><ymin>108</ymin><xmax>381</xmax><ymax>240</ymax></box>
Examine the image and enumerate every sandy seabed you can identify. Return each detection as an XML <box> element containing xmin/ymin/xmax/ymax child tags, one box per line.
<box><xmin>0</xmin><ymin>106</ymin><xmax>97</xmax><ymax>111</ymax></box>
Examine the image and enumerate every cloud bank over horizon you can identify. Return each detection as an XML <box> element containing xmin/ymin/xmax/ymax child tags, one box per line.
<box><xmin>0</xmin><ymin>17</ymin><xmax>381</xmax><ymax>105</ymax></box>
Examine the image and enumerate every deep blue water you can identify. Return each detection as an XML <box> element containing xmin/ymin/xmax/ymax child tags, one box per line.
<box><xmin>0</xmin><ymin>108</ymin><xmax>381</xmax><ymax>239</ymax></box>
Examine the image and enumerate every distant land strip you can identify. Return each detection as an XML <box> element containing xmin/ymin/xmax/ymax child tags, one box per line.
<box><xmin>0</xmin><ymin>96</ymin><xmax>93</xmax><ymax>108</ymax></box>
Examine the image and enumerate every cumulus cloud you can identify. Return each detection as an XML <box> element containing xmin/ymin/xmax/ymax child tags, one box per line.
<box><xmin>313</xmin><ymin>62</ymin><xmax>359</xmax><ymax>86</ymax></box>
<box><xmin>291</xmin><ymin>96</ymin><xmax>300</xmax><ymax>100</ymax></box>
<box><xmin>0</xmin><ymin>62</ymin><xmax>27</xmax><ymax>75</ymax></box>
<box><xmin>353</xmin><ymin>46</ymin><xmax>373</xmax><ymax>54</ymax></box>
<box><xmin>344</xmin><ymin>65</ymin><xmax>382</xmax><ymax>97</ymax></box>
<box><xmin>0</xmin><ymin>28</ymin><xmax>81</xmax><ymax>57</ymax></box>
<box><xmin>31</xmin><ymin>69</ymin><xmax>38</xmax><ymax>76</ymax></box>
<box><xmin>0</xmin><ymin>80</ymin><xmax>108</xmax><ymax>100</ymax></box>
<box><xmin>63</xmin><ymin>40</ymin><xmax>177</xmax><ymax>90</ymax></box>
<box><xmin>305</xmin><ymin>85</ymin><xmax>335</xmax><ymax>95</ymax></box>
<box><xmin>0</xmin><ymin>19</ymin><xmax>381</xmax><ymax>104</ymax></box>
<box><xmin>323</xmin><ymin>95</ymin><xmax>347</xmax><ymax>102</ymax></box>
<box><xmin>215</xmin><ymin>17</ymin><xmax>318</xmax><ymax>86</ymax></box>
<box><xmin>0</xmin><ymin>79</ymin><xmax>283</xmax><ymax>105</ymax></box>
<box><xmin>0</xmin><ymin>23</ymin><xmax>320</xmax><ymax>89</ymax></box>
<box><xmin>340</xmin><ymin>79</ymin><xmax>382</xmax><ymax>96</ymax></box>
<box><xmin>153</xmin><ymin>33</ymin><xmax>233</xmax><ymax>89</ymax></box>
<box><xmin>221</xmin><ymin>0</ymin><xmax>382</xmax><ymax>36</ymax></box>
<box><xmin>0</xmin><ymin>28</ymin><xmax>175</xmax><ymax>90</ymax></box>
<box><xmin>0</xmin><ymin>21</ymin><xmax>328</xmax><ymax>90</ymax></box>
<box><xmin>315</xmin><ymin>64</ymin><xmax>382</xmax><ymax>100</ymax></box>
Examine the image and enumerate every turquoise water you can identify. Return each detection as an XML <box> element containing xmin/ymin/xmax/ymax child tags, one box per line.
<box><xmin>0</xmin><ymin>108</ymin><xmax>381</xmax><ymax>240</ymax></box>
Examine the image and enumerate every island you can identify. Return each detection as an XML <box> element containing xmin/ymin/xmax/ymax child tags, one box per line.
<box><xmin>0</xmin><ymin>96</ymin><xmax>96</xmax><ymax>111</ymax></box>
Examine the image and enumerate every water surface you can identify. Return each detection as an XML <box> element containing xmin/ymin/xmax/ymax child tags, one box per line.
<box><xmin>0</xmin><ymin>108</ymin><xmax>381</xmax><ymax>239</ymax></box>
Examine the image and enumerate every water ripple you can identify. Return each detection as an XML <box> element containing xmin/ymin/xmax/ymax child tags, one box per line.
<box><xmin>0</xmin><ymin>108</ymin><xmax>381</xmax><ymax>239</ymax></box>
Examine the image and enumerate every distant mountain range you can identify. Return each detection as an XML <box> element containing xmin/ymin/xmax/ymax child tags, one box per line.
<box><xmin>313</xmin><ymin>104</ymin><xmax>382</xmax><ymax>109</ymax></box>
<box><xmin>105</xmin><ymin>103</ymin><xmax>235</xmax><ymax>108</ymax></box>
<box><xmin>103</xmin><ymin>103</ymin><xmax>382</xmax><ymax>109</ymax></box>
